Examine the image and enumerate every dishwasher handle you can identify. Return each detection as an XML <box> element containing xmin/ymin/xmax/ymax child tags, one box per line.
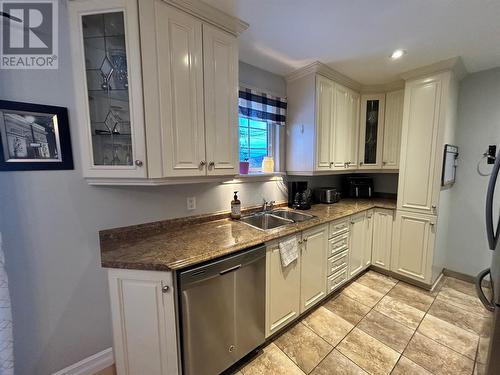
<box><xmin>220</xmin><ymin>264</ymin><xmax>242</xmax><ymax>275</ymax></box>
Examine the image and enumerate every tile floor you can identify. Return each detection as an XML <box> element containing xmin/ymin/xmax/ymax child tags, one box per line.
<box><xmin>235</xmin><ymin>271</ymin><xmax>493</xmax><ymax>375</ymax></box>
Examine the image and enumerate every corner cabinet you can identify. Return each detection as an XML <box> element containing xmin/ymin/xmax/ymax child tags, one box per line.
<box><xmin>69</xmin><ymin>0</ymin><xmax>244</xmax><ymax>184</ymax></box>
<box><xmin>358</xmin><ymin>94</ymin><xmax>385</xmax><ymax>169</ymax></box>
<box><xmin>108</xmin><ymin>269</ymin><xmax>179</xmax><ymax>375</ymax></box>
<box><xmin>286</xmin><ymin>71</ymin><xmax>360</xmax><ymax>174</ymax></box>
<box><xmin>348</xmin><ymin>211</ymin><xmax>371</xmax><ymax>279</ymax></box>
<box><xmin>371</xmin><ymin>208</ymin><xmax>394</xmax><ymax>270</ymax></box>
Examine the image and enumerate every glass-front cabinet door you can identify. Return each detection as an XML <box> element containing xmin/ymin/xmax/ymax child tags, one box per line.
<box><xmin>69</xmin><ymin>0</ymin><xmax>146</xmax><ymax>179</ymax></box>
<box><xmin>359</xmin><ymin>94</ymin><xmax>385</xmax><ymax>169</ymax></box>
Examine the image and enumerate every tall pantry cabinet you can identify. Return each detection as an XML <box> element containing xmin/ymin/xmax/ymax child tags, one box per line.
<box><xmin>392</xmin><ymin>70</ymin><xmax>459</xmax><ymax>285</ymax></box>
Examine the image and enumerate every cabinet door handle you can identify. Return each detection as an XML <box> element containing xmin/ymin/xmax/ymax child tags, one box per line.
<box><xmin>382</xmin><ymin>161</ymin><xmax>387</xmax><ymax>165</ymax></box>
<box><xmin>431</xmin><ymin>205</ymin><xmax>437</xmax><ymax>209</ymax></box>
<box><xmin>199</xmin><ymin>161</ymin><xmax>206</xmax><ymax>168</ymax></box>
<box><xmin>303</xmin><ymin>238</ymin><xmax>308</xmax><ymax>242</ymax></box>
<box><xmin>135</xmin><ymin>160</ymin><xmax>143</xmax><ymax>167</ymax></box>
<box><xmin>162</xmin><ymin>285</ymin><xmax>169</xmax><ymax>293</ymax></box>
<box><xmin>208</xmin><ymin>161</ymin><xmax>215</xmax><ymax>169</ymax></box>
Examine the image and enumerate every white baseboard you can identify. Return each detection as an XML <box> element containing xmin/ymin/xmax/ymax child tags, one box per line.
<box><xmin>52</xmin><ymin>348</ymin><xmax>114</xmax><ymax>375</ymax></box>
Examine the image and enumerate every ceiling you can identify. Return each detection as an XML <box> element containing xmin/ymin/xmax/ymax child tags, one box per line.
<box><xmin>203</xmin><ymin>0</ymin><xmax>500</xmax><ymax>84</ymax></box>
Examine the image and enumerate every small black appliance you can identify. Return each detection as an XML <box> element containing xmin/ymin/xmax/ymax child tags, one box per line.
<box><xmin>287</xmin><ymin>181</ymin><xmax>312</xmax><ymax>210</ymax></box>
<box><xmin>343</xmin><ymin>176</ymin><xmax>374</xmax><ymax>198</ymax></box>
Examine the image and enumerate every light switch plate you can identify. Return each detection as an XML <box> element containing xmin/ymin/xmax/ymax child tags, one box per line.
<box><xmin>187</xmin><ymin>197</ymin><xmax>196</xmax><ymax>210</ymax></box>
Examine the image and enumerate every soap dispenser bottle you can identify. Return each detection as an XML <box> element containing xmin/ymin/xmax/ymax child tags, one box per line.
<box><xmin>231</xmin><ymin>191</ymin><xmax>241</xmax><ymax>220</ymax></box>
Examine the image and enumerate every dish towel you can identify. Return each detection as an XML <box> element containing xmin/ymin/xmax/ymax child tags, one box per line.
<box><xmin>0</xmin><ymin>234</ymin><xmax>13</xmax><ymax>374</ymax></box>
<box><xmin>279</xmin><ymin>236</ymin><xmax>299</xmax><ymax>267</ymax></box>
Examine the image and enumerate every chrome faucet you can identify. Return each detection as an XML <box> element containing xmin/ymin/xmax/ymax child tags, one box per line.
<box><xmin>262</xmin><ymin>199</ymin><xmax>276</xmax><ymax>212</ymax></box>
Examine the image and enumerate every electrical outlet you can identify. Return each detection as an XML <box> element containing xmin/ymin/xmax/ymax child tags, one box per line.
<box><xmin>187</xmin><ymin>197</ymin><xmax>196</xmax><ymax>210</ymax></box>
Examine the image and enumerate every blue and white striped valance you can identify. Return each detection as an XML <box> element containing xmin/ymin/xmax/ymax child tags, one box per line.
<box><xmin>238</xmin><ymin>88</ymin><xmax>287</xmax><ymax>126</ymax></box>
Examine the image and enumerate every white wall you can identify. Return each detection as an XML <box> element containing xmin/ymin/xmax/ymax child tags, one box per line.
<box><xmin>0</xmin><ymin>4</ymin><xmax>286</xmax><ymax>373</ymax></box>
<box><xmin>443</xmin><ymin>67</ymin><xmax>500</xmax><ymax>276</ymax></box>
<box><xmin>239</xmin><ymin>61</ymin><xmax>286</xmax><ymax>96</ymax></box>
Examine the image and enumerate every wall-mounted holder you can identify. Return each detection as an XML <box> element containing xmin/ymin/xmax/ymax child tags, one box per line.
<box><xmin>487</xmin><ymin>145</ymin><xmax>497</xmax><ymax>164</ymax></box>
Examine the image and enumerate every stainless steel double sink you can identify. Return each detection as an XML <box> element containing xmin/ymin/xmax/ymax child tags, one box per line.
<box><xmin>241</xmin><ymin>209</ymin><xmax>315</xmax><ymax>230</ymax></box>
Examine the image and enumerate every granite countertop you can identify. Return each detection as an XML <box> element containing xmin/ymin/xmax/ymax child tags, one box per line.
<box><xmin>100</xmin><ymin>198</ymin><xmax>397</xmax><ymax>271</ymax></box>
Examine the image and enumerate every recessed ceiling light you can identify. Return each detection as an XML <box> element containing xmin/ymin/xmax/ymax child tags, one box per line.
<box><xmin>390</xmin><ymin>49</ymin><xmax>407</xmax><ymax>60</ymax></box>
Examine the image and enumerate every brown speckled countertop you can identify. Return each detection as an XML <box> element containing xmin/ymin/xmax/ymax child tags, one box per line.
<box><xmin>100</xmin><ymin>199</ymin><xmax>396</xmax><ymax>271</ymax></box>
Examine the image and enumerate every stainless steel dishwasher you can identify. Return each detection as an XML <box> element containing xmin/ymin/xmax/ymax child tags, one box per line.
<box><xmin>179</xmin><ymin>245</ymin><xmax>266</xmax><ymax>375</ymax></box>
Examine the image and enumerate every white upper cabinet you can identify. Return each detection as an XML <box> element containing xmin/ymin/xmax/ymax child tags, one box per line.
<box><xmin>315</xmin><ymin>75</ymin><xmax>335</xmax><ymax>170</ymax></box>
<box><xmin>358</xmin><ymin>94</ymin><xmax>385</xmax><ymax>169</ymax></box>
<box><xmin>69</xmin><ymin>0</ymin><xmax>147</xmax><ymax>179</ymax></box>
<box><xmin>382</xmin><ymin>90</ymin><xmax>404</xmax><ymax>169</ymax></box>
<box><xmin>397</xmin><ymin>73</ymin><xmax>449</xmax><ymax>214</ymax></box>
<box><xmin>143</xmin><ymin>2</ymin><xmax>206</xmax><ymax>177</ymax></box>
<box><xmin>332</xmin><ymin>84</ymin><xmax>360</xmax><ymax>170</ymax></box>
<box><xmin>203</xmin><ymin>25</ymin><xmax>239</xmax><ymax>176</ymax></box>
<box><xmin>71</xmin><ymin>0</ymin><xmax>245</xmax><ymax>184</ymax></box>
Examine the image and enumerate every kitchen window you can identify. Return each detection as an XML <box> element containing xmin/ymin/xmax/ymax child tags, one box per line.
<box><xmin>238</xmin><ymin>116</ymin><xmax>273</xmax><ymax>171</ymax></box>
<box><xmin>238</xmin><ymin>87</ymin><xmax>287</xmax><ymax>174</ymax></box>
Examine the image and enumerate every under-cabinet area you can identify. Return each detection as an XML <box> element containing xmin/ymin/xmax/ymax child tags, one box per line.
<box><xmin>102</xmin><ymin>198</ymin><xmax>452</xmax><ymax>374</ymax></box>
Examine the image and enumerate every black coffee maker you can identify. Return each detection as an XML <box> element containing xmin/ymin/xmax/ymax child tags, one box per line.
<box><xmin>288</xmin><ymin>181</ymin><xmax>312</xmax><ymax>210</ymax></box>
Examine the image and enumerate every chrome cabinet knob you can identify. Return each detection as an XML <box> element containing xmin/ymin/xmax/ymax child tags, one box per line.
<box><xmin>162</xmin><ymin>285</ymin><xmax>169</xmax><ymax>293</ymax></box>
<box><xmin>431</xmin><ymin>205</ymin><xmax>437</xmax><ymax>209</ymax></box>
<box><xmin>135</xmin><ymin>160</ymin><xmax>143</xmax><ymax>167</ymax></box>
<box><xmin>208</xmin><ymin>161</ymin><xmax>215</xmax><ymax>169</ymax></box>
<box><xmin>199</xmin><ymin>161</ymin><xmax>206</xmax><ymax>168</ymax></box>
<box><xmin>382</xmin><ymin>161</ymin><xmax>387</xmax><ymax>165</ymax></box>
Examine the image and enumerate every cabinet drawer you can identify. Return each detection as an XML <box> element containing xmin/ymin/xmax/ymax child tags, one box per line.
<box><xmin>327</xmin><ymin>250</ymin><xmax>348</xmax><ymax>276</ymax></box>
<box><xmin>329</xmin><ymin>219</ymin><xmax>350</xmax><ymax>238</ymax></box>
<box><xmin>328</xmin><ymin>233</ymin><xmax>349</xmax><ymax>257</ymax></box>
<box><xmin>327</xmin><ymin>268</ymin><xmax>348</xmax><ymax>294</ymax></box>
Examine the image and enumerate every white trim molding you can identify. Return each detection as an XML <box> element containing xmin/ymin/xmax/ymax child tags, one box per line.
<box><xmin>400</xmin><ymin>56</ymin><xmax>468</xmax><ymax>81</ymax></box>
<box><xmin>52</xmin><ymin>348</ymin><xmax>114</xmax><ymax>375</ymax></box>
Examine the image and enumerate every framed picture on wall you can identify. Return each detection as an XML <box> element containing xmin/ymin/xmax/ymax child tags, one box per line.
<box><xmin>0</xmin><ymin>100</ymin><xmax>74</xmax><ymax>171</ymax></box>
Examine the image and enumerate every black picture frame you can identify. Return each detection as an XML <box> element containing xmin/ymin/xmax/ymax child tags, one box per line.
<box><xmin>0</xmin><ymin>100</ymin><xmax>74</xmax><ymax>171</ymax></box>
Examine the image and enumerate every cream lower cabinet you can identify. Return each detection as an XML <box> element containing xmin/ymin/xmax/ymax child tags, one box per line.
<box><xmin>300</xmin><ymin>225</ymin><xmax>328</xmax><ymax>313</ymax></box>
<box><xmin>391</xmin><ymin>210</ymin><xmax>436</xmax><ymax>283</ymax></box>
<box><xmin>348</xmin><ymin>212</ymin><xmax>368</xmax><ymax>278</ymax></box>
<box><xmin>108</xmin><ymin>269</ymin><xmax>179</xmax><ymax>375</ymax></box>
<box><xmin>265</xmin><ymin>225</ymin><xmax>327</xmax><ymax>337</ymax></box>
<box><xmin>265</xmin><ymin>234</ymin><xmax>302</xmax><ymax>337</ymax></box>
<box><xmin>371</xmin><ymin>209</ymin><xmax>394</xmax><ymax>270</ymax></box>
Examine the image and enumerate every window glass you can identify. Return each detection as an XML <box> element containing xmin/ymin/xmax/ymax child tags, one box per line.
<box><xmin>239</xmin><ymin>117</ymin><xmax>270</xmax><ymax>170</ymax></box>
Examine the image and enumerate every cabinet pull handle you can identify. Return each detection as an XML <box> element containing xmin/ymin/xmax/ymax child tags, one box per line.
<box><xmin>162</xmin><ymin>285</ymin><xmax>169</xmax><ymax>293</ymax></box>
<box><xmin>208</xmin><ymin>161</ymin><xmax>215</xmax><ymax>169</ymax></box>
<box><xmin>303</xmin><ymin>238</ymin><xmax>308</xmax><ymax>242</ymax></box>
<box><xmin>382</xmin><ymin>161</ymin><xmax>387</xmax><ymax>165</ymax></box>
<box><xmin>431</xmin><ymin>205</ymin><xmax>437</xmax><ymax>209</ymax></box>
<box><xmin>199</xmin><ymin>161</ymin><xmax>206</xmax><ymax>168</ymax></box>
<box><xmin>430</xmin><ymin>222</ymin><xmax>435</xmax><ymax>226</ymax></box>
<box><xmin>135</xmin><ymin>160</ymin><xmax>143</xmax><ymax>167</ymax></box>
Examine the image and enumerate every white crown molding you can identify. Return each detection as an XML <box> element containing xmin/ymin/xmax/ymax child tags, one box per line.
<box><xmin>285</xmin><ymin>61</ymin><xmax>362</xmax><ymax>91</ymax></box>
<box><xmin>360</xmin><ymin>80</ymin><xmax>405</xmax><ymax>93</ymax></box>
<box><xmin>163</xmin><ymin>0</ymin><xmax>249</xmax><ymax>35</ymax></box>
<box><xmin>400</xmin><ymin>56</ymin><xmax>468</xmax><ymax>81</ymax></box>
<box><xmin>52</xmin><ymin>348</ymin><xmax>114</xmax><ymax>375</ymax></box>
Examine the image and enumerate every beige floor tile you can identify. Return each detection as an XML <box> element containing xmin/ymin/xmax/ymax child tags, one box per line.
<box><xmin>387</xmin><ymin>282</ymin><xmax>435</xmax><ymax>312</ymax></box>
<box><xmin>477</xmin><ymin>336</ymin><xmax>490</xmax><ymax>364</ymax></box>
<box><xmin>404</xmin><ymin>332</ymin><xmax>474</xmax><ymax>375</ymax></box>
<box><xmin>417</xmin><ymin>314</ymin><xmax>479</xmax><ymax>359</ymax></box>
<box><xmin>427</xmin><ymin>299</ymin><xmax>491</xmax><ymax>337</ymax></box>
<box><xmin>357</xmin><ymin>310</ymin><xmax>414</xmax><ymax>353</ymax></box>
<box><xmin>341</xmin><ymin>282</ymin><xmax>384</xmax><ymax>308</ymax></box>
<box><xmin>374</xmin><ymin>295</ymin><xmax>425</xmax><ymax>329</ymax></box>
<box><xmin>356</xmin><ymin>271</ymin><xmax>397</xmax><ymax>295</ymax></box>
<box><xmin>474</xmin><ymin>362</ymin><xmax>486</xmax><ymax>375</ymax></box>
<box><xmin>310</xmin><ymin>349</ymin><xmax>368</xmax><ymax>375</ymax></box>
<box><xmin>303</xmin><ymin>306</ymin><xmax>354</xmax><ymax>346</ymax></box>
<box><xmin>437</xmin><ymin>286</ymin><xmax>491</xmax><ymax>317</ymax></box>
<box><xmin>391</xmin><ymin>356</ymin><xmax>433</xmax><ymax>375</ymax></box>
<box><xmin>443</xmin><ymin>276</ymin><xmax>478</xmax><ymax>296</ymax></box>
<box><xmin>240</xmin><ymin>343</ymin><xmax>305</xmax><ymax>375</ymax></box>
<box><xmin>337</xmin><ymin>328</ymin><xmax>400</xmax><ymax>375</ymax></box>
<box><xmin>323</xmin><ymin>294</ymin><xmax>371</xmax><ymax>325</ymax></box>
<box><xmin>274</xmin><ymin>323</ymin><xmax>333</xmax><ymax>374</ymax></box>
